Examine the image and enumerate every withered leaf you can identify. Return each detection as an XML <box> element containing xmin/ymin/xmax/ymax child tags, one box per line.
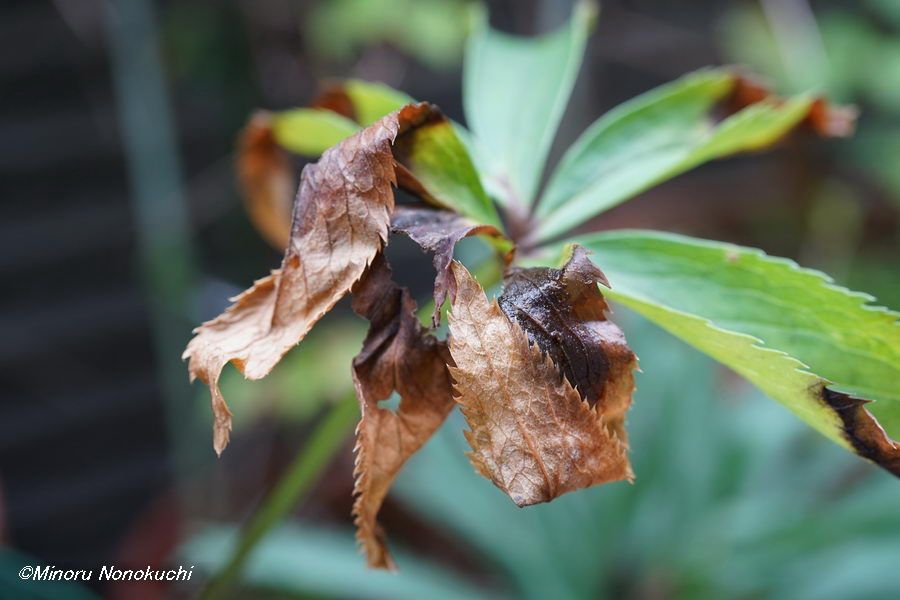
<box><xmin>391</xmin><ymin>205</ymin><xmax>504</xmax><ymax>327</ymax></box>
<box><xmin>235</xmin><ymin>99</ymin><xmax>482</xmax><ymax>251</ymax></box>
<box><xmin>237</xmin><ymin>111</ymin><xmax>294</xmax><ymax>250</ymax></box>
<box><xmin>498</xmin><ymin>245</ymin><xmax>636</xmax><ymax>443</ymax></box>
<box><xmin>447</xmin><ymin>261</ymin><xmax>632</xmax><ymax>507</ymax></box>
<box><xmin>351</xmin><ymin>254</ymin><xmax>456</xmax><ymax>569</ymax></box>
<box><xmin>185</xmin><ymin>103</ymin><xmax>441</xmax><ymax>454</ymax></box>
<box><xmin>309</xmin><ymin>82</ymin><xmax>357</xmax><ymax>121</ymax></box>
<box><xmin>726</xmin><ymin>73</ymin><xmax>857</xmax><ymax>138</ymax></box>
<box><xmin>235</xmin><ymin>82</ymin><xmax>372</xmax><ymax>252</ymax></box>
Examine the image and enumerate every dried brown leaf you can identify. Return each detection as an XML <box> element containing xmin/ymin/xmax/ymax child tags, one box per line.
<box><xmin>351</xmin><ymin>254</ymin><xmax>455</xmax><ymax>569</ymax></box>
<box><xmin>234</xmin><ymin>102</ymin><xmax>457</xmax><ymax>251</ymax></box>
<box><xmin>498</xmin><ymin>245</ymin><xmax>637</xmax><ymax>443</ymax></box>
<box><xmin>447</xmin><ymin>261</ymin><xmax>632</xmax><ymax>507</ymax></box>
<box><xmin>237</xmin><ymin>111</ymin><xmax>294</xmax><ymax>250</ymax></box>
<box><xmin>184</xmin><ymin>103</ymin><xmax>441</xmax><ymax>454</ymax></box>
<box><xmin>235</xmin><ymin>84</ymin><xmax>360</xmax><ymax>252</ymax></box>
<box><xmin>391</xmin><ymin>206</ymin><xmax>504</xmax><ymax>326</ymax></box>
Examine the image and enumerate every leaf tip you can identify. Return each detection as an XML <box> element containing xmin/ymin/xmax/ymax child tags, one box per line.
<box><xmin>819</xmin><ymin>385</ymin><xmax>900</xmax><ymax>477</ymax></box>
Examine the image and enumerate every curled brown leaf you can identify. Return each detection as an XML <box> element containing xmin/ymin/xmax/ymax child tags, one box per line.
<box><xmin>391</xmin><ymin>205</ymin><xmax>504</xmax><ymax>326</ymax></box>
<box><xmin>237</xmin><ymin>112</ymin><xmax>294</xmax><ymax>250</ymax></box>
<box><xmin>447</xmin><ymin>261</ymin><xmax>633</xmax><ymax>507</ymax></box>
<box><xmin>235</xmin><ymin>84</ymin><xmax>362</xmax><ymax>251</ymax></box>
<box><xmin>234</xmin><ymin>99</ymin><xmax>461</xmax><ymax>251</ymax></box>
<box><xmin>351</xmin><ymin>254</ymin><xmax>456</xmax><ymax>569</ymax></box>
<box><xmin>184</xmin><ymin>103</ymin><xmax>441</xmax><ymax>454</ymax></box>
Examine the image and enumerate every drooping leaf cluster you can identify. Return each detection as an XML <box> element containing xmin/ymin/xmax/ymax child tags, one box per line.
<box><xmin>186</xmin><ymin>0</ymin><xmax>899</xmax><ymax>569</ymax></box>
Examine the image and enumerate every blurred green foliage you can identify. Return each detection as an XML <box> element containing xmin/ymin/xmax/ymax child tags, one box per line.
<box><xmin>721</xmin><ymin>0</ymin><xmax>900</xmax><ymax>205</ymax></box>
<box><xmin>215</xmin><ymin>321</ymin><xmax>363</xmax><ymax>426</ymax></box>
<box><xmin>306</xmin><ymin>0</ymin><xmax>470</xmax><ymax>70</ymax></box>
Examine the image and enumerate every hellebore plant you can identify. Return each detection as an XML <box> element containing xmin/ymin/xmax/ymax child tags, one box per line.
<box><xmin>185</xmin><ymin>1</ymin><xmax>899</xmax><ymax>571</ymax></box>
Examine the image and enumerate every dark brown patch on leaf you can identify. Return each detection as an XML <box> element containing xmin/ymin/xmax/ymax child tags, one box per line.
<box><xmin>391</xmin><ymin>206</ymin><xmax>504</xmax><ymax>326</ymax></box>
<box><xmin>498</xmin><ymin>246</ymin><xmax>636</xmax><ymax>442</ymax></box>
<box><xmin>448</xmin><ymin>261</ymin><xmax>632</xmax><ymax>507</ymax></box>
<box><xmin>351</xmin><ymin>253</ymin><xmax>456</xmax><ymax>569</ymax></box>
<box><xmin>821</xmin><ymin>387</ymin><xmax>900</xmax><ymax>477</ymax></box>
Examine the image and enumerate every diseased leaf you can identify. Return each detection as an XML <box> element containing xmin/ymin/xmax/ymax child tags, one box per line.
<box><xmin>447</xmin><ymin>261</ymin><xmax>632</xmax><ymax>507</ymax></box>
<box><xmin>561</xmin><ymin>230</ymin><xmax>900</xmax><ymax>476</ymax></box>
<box><xmin>351</xmin><ymin>254</ymin><xmax>456</xmax><ymax>569</ymax></box>
<box><xmin>726</xmin><ymin>74</ymin><xmax>857</xmax><ymax>138</ymax></box>
<box><xmin>822</xmin><ymin>389</ymin><xmax>900</xmax><ymax>476</ymax></box>
<box><xmin>498</xmin><ymin>246</ymin><xmax>636</xmax><ymax>443</ymax></box>
<box><xmin>185</xmin><ymin>103</ymin><xmax>441</xmax><ymax>454</ymax></box>
<box><xmin>391</xmin><ymin>206</ymin><xmax>505</xmax><ymax>326</ymax></box>
<box><xmin>535</xmin><ymin>68</ymin><xmax>857</xmax><ymax>241</ymax></box>
<box><xmin>238</xmin><ymin>107</ymin><xmax>361</xmax><ymax>251</ymax></box>
<box><xmin>463</xmin><ymin>0</ymin><xmax>594</xmax><ymax>209</ymax></box>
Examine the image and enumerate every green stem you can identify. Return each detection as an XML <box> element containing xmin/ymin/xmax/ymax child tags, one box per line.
<box><xmin>199</xmin><ymin>396</ymin><xmax>359</xmax><ymax>599</ymax></box>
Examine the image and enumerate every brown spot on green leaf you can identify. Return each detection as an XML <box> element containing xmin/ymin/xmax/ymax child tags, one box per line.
<box><xmin>820</xmin><ymin>386</ymin><xmax>900</xmax><ymax>477</ymax></box>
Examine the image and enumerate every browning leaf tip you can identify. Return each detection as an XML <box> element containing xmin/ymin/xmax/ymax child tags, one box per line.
<box><xmin>820</xmin><ymin>386</ymin><xmax>900</xmax><ymax>477</ymax></box>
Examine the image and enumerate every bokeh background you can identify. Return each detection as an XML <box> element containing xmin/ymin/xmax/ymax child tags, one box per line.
<box><xmin>2</xmin><ymin>0</ymin><xmax>899</xmax><ymax>598</ymax></box>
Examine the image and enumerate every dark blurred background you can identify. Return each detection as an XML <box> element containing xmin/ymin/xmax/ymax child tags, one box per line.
<box><xmin>1</xmin><ymin>0</ymin><xmax>898</xmax><ymax>598</ymax></box>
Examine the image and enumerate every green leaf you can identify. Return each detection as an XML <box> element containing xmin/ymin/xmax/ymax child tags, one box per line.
<box><xmin>551</xmin><ymin>230</ymin><xmax>900</xmax><ymax>472</ymax></box>
<box><xmin>269</xmin><ymin>81</ymin><xmax>411</xmax><ymax>157</ymax></box>
<box><xmin>271</xmin><ymin>108</ymin><xmax>360</xmax><ymax>157</ymax></box>
<box><xmin>463</xmin><ymin>0</ymin><xmax>594</xmax><ymax>208</ymax></box>
<box><xmin>343</xmin><ymin>79</ymin><xmax>414</xmax><ymax>126</ymax></box>
<box><xmin>535</xmin><ymin>69</ymin><xmax>817</xmax><ymax>242</ymax></box>
<box><xmin>397</xmin><ymin>118</ymin><xmax>503</xmax><ymax>228</ymax></box>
